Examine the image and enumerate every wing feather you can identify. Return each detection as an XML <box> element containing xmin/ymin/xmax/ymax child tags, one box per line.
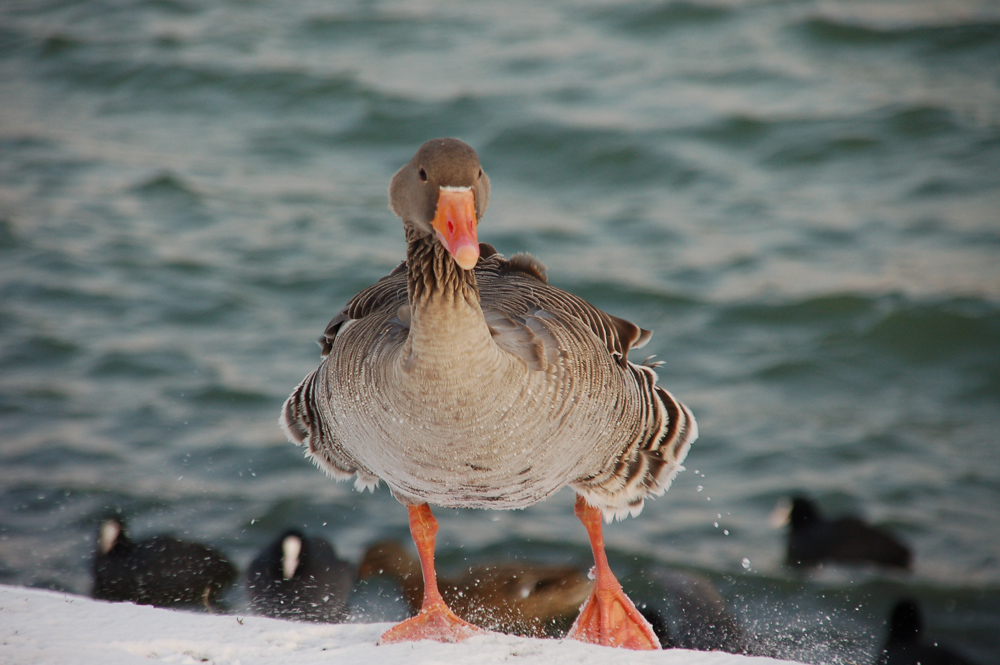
<box><xmin>477</xmin><ymin>251</ymin><xmax>651</xmax><ymax>367</ymax></box>
<box><xmin>319</xmin><ymin>262</ymin><xmax>408</xmax><ymax>356</ymax></box>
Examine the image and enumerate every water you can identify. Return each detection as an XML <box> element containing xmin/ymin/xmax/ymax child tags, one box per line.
<box><xmin>1</xmin><ymin>0</ymin><xmax>999</xmax><ymax>662</ymax></box>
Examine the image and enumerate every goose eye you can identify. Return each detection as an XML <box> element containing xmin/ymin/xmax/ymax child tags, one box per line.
<box><xmin>418</xmin><ymin>167</ymin><xmax>427</xmax><ymax>182</ymax></box>
<box><xmin>478</xmin><ymin>169</ymin><xmax>483</xmax><ymax>179</ymax></box>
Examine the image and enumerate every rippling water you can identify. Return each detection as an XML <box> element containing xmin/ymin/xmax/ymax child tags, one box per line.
<box><xmin>2</xmin><ymin>1</ymin><xmax>999</xmax><ymax>662</ymax></box>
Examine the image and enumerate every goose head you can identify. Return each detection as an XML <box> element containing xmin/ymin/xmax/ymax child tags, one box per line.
<box><xmin>389</xmin><ymin>138</ymin><xmax>490</xmax><ymax>270</ymax></box>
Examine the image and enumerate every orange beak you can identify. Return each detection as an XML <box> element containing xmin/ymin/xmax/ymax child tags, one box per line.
<box><xmin>430</xmin><ymin>187</ymin><xmax>479</xmax><ymax>270</ymax></box>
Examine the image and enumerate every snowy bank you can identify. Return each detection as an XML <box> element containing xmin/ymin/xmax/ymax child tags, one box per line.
<box><xmin>0</xmin><ymin>584</ymin><xmax>801</xmax><ymax>665</ymax></box>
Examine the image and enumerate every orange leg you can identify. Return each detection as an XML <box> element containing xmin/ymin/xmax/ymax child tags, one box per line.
<box><xmin>379</xmin><ymin>503</ymin><xmax>484</xmax><ymax>644</ymax></box>
<box><xmin>566</xmin><ymin>495</ymin><xmax>659</xmax><ymax>650</ymax></box>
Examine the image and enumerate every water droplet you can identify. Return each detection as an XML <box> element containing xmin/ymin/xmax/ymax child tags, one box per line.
<box><xmin>696</xmin><ymin>485</ymin><xmax>703</xmax><ymax>492</ymax></box>
<box><xmin>741</xmin><ymin>557</ymin><xmax>750</xmax><ymax>570</ymax></box>
<box><xmin>713</xmin><ymin>522</ymin><xmax>719</xmax><ymax>528</ymax></box>
<box><xmin>723</xmin><ymin>529</ymin><xmax>729</xmax><ymax>536</ymax></box>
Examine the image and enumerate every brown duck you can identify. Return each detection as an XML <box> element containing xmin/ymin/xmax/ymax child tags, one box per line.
<box><xmin>358</xmin><ymin>540</ymin><xmax>592</xmax><ymax>638</ymax></box>
<box><xmin>282</xmin><ymin>138</ymin><xmax>697</xmax><ymax>649</ymax></box>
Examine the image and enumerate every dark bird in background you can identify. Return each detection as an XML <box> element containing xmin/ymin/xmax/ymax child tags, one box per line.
<box><xmin>244</xmin><ymin>530</ymin><xmax>354</xmax><ymax>623</ymax></box>
<box><xmin>782</xmin><ymin>495</ymin><xmax>912</xmax><ymax>569</ymax></box>
<box><xmin>92</xmin><ymin>515</ymin><xmax>236</xmax><ymax>609</ymax></box>
<box><xmin>639</xmin><ymin>605</ymin><xmax>675</xmax><ymax>649</ymax></box>
<box><xmin>654</xmin><ymin>568</ymin><xmax>753</xmax><ymax>654</ymax></box>
<box><xmin>876</xmin><ymin>598</ymin><xmax>978</xmax><ymax>665</ymax></box>
<box><xmin>640</xmin><ymin>568</ymin><xmax>762</xmax><ymax>656</ymax></box>
<box><xmin>357</xmin><ymin>540</ymin><xmax>592</xmax><ymax>637</ymax></box>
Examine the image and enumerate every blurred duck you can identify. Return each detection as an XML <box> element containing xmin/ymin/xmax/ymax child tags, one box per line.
<box><xmin>92</xmin><ymin>515</ymin><xmax>236</xmax><ymax>609</ymax></box>
<box><xmin>640</xmin><ymin>568</ymin><xmax>758</xmax><ymax>655</ymax></box>
<box><xmin>638</xmin><ymin>605</ymin><xmax>675</xmax><ymax>649</ymax></box>
<box><xmin>358</xmin><ymin>540</ymin><xmax>592</xmax><ymax>637</ymax></box>
<box><xmin>244</xmin><ymin>530</ymin><xmax>354</xmax><ymax>623</ymax></box>
<box><xmin>876</xmin><ymin>598</ymin><xmax>978</xmax><ymax>665</ymax></box>
<box><xmin>779</xmin><ymin>496</ymin><xmax>912</xmax><ymax>569</ymax></box>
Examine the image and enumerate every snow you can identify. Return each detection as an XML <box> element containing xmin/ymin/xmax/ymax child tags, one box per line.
<box><xmin>0</xmin><ymin>584</ymin><xmax>801</xmax><ymax>665</ymax></box>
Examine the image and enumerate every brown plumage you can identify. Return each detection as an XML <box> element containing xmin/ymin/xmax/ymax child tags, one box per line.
<box><xmin>358</xmin><ymin>540</ymin><xmax>591</xmax><ymax>637</ymax></box>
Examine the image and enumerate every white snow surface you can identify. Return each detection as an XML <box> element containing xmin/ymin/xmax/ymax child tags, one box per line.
<box><xmin>0</xmin><ymin>584</ymin><xmax>802</xmax><ymax>665</ymax></box>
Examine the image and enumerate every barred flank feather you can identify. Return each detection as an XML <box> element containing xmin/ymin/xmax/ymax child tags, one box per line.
<box><xmin>573</xmin><ymin>364</ymin><xmax>697</xmax><ymax>522</ymax></box>
<box><xmin>281</xmin><ymin>370</ymin><xmax>367</xmax><ymax>485</ymax></box>
<box><xmin>280</xmin><ymin>372</ymin><xmax>313</xmax><ymax>445</ymax></box>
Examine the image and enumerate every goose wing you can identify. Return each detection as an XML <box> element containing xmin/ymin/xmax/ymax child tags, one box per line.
<box><xmin>318</xmin><ymin>261</ymin><xmax>409</xmax><ymax>357</ymax></box>
<box><xmin>475</xmin><ymin>247</ymin><xmax>651</xmax><ymax>372</ymax></box>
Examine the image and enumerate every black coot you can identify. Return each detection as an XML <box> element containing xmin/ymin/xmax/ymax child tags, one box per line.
<box><xmin>786</xmin><ymin>496</ymin><xmax>912</xmax><ymax>569</ymax></box>
<box><xmin>876</xmin><ymin>598</ymin><xmax>978</xmax><ymax>665</ymax></box>
<box><xmin>640</xmin><ymin>568</ymin><xmax>765</xmax><ymax>656</ymax></box>
<box><xmin>92</xmin><ymin>515</ymin><xmax>236</xmax><ymax>609</ymax></box>
<box><xmin>245</xmin><ymin>530</ymin><xmax>353</xmax><ymax>623</ymax></box>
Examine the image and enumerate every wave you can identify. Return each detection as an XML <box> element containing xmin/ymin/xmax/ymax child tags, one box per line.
<box><xmin>861</xmin><ymin>298</ymin><xmax>1000</xmax><ymax>364</ymax></box>
<box><xmin>798</xmin><ymin>12</ymin><xmax>1000</xmax><ymax>54</ymax></box>
<box><xmin>28</xmin><ymin>38</ymin><xmax>361</xmax><ymax>112</ymax></box>
<box><xmin>485</xmin><ymin>123</ymin><xmax>700</xmax><ymax>189</ymax></box>
<box><xmin>687</xmin><ymin>102</ymin><xmax>986</xmax><ymax>171</ymax></box>
<box><xmin>712</xmin><ymin>293</ymin><xmax>1000</xmax><ymax>393</ymax></box>
<box><xmin>592</xmin><ymin>1</ymin><xmax>734</xmax><ymax>35</ymax></box>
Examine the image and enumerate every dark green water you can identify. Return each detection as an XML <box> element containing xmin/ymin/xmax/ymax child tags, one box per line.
<box><xmin>1</xmin><ymin>1</ymin><xmax>998</xmax><ymax>662</ymax></box>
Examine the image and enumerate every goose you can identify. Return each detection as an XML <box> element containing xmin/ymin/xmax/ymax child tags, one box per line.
<box><xmin>358</xmin><ymin>539</ymin><xmax>592</xmax><ymax>637</ymax></box>
<box><xmin>91</xmin><ymin>515</ymin><xmax>236</xmax><ymax>609</ymax></box>
<box><xmin>281</xmin><ymin>138</ymin><xmax>697</xmax><ymax>649</ymax></box>
<box><xmin>782</xmin><ymin>496</ymin><xmax>912</xmax><ymax>569</ymax></box>
<box><xmin>245</xmin><ymin>530</ymin><xmax>354</xmax><ymax>623</ymax></box>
